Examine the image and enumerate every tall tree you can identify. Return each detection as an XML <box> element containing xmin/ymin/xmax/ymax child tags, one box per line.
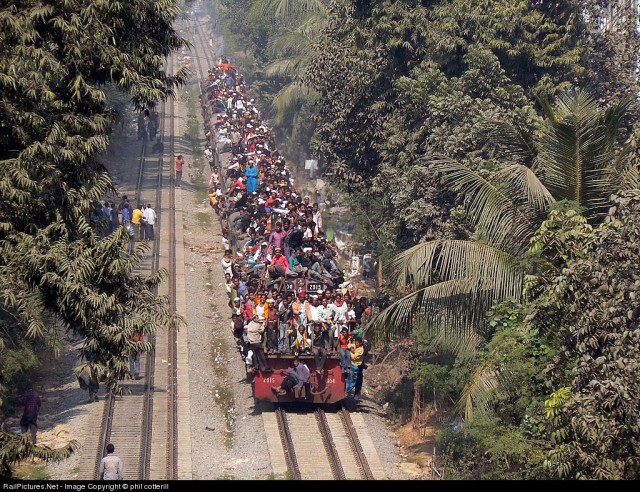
<box><xmin>307</xmin><ymin>0</ymin><xmax>587</xmax><ymax>192</ymax></box>
<box><xmin>534</xmin><ymin>191</ymin><xmax>640</xmax><ymax>480</ymax></box>
<box><xmin>369</xmin><ymin>91</ymin><xmax>637</xmax><ymax>412</ymax></box>
<box><xmin>0</xmin><ymin>0</ymin><xmax>187</xmax><ymax>473</ymax></box>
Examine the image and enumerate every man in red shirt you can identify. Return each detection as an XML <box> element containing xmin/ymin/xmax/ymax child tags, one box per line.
<box><xmin>268</xmin><ymin>247</ymin><xmax>296</xmax><ymax>280</ymax></box>
<box><xmin>175</xmin><ymin>154</ymin><xmax>184</xmax><ymax>187</ymax></box>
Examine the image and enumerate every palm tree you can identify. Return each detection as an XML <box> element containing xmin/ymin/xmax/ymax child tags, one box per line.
<box><xmin>368</xmin><ymin>90</ymin><xmax>637</xmax><ymax>417</ymax></box>
<box><xmin>252</xmin><ymin>0</ymin><xmax>327</xmax><ymax>123</ymax></box>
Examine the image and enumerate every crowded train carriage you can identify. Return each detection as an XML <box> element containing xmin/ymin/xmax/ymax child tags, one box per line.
<box><xmin>201</xmin><ymin>55</ymin><xmax>371</xmax><ymax>404</ymax></box>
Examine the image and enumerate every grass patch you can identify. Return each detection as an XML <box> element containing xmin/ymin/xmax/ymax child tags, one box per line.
<box><xmin>266</xmin><ymin>471</ymin><xmax>293</xmax><ymax>480</ymax></box>
<box><xmin>182</xmin><ymin>81</ymin><xmax>209</xmax><ymax>205</ymax></box>
<box><xmin>209</xmin><ymin>292</ymin><xmax>236</xmax><ymax>449</ymax></box>
<box><xmin>13</xmin><ymin>462</ymin><xmax>50</xmax><ymax>480</ymax></box>
<box><xmin>217</xmin><ymin>473</ymin><xmax>237</xmax><ymax>480</ymax></box>
<box><xmin>196</xmin><ymin>211</ymin><xmax>213</xmax><ymax>229</ymax></box>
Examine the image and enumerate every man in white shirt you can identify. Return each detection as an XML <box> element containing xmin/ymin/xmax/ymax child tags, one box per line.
<box><xmin>305</xmin><ymin>296</ymin><xmax>320</xmax><ymax>335</ymax></box>
<box><xmin>328</xmin><ymin>294</ymin><xmax>348</xmax><ymax>352</ymax></box>
<box><xmin>142</xmin><ymin>203</ymin><xmax>157</xmax><ymax>241</ymax></box>
<box><xmin>329</xmin><ymin>293</ymin><xmax>348</xmax><ymax>325</ymax></box>
<box><xmin>99</xmin><ymin>443</ymin><xmax>123</xmax><ymax>480</ymax></box>
<box><xmin>316</xmin><ymin>297</ymin><xmax>331</xmax><ymax>327</ymax></box>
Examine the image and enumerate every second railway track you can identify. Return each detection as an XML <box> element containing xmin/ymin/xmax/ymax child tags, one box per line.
<box><xmin>91</xmin><ymin>54</ymin><xmax>179</xmax><ymax>480</ymax></box>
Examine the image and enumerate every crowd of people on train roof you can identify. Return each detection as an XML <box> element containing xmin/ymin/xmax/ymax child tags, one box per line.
<box><xmin>200</xmin><ymin>56</ymin><xmax>370</xmax><ymax>397</ymax></box>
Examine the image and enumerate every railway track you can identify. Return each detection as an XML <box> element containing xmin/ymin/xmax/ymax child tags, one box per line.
<box><xmin>274</xmin><ymin>406</ymin><xmax>377</xmax><ymax>480</ymax></box>
<box><xmin>92</xmin><ymin>56</ymin><xmax>179</xmax><ymax>480</ymax></box>
<box><xmin>190</xmin><ymin>12</ymin><xmax>383</xmax><ymax>481</ymax></box>
<box><xmin>166</xmin><ymin>52</ymin><xmax>179</xmax><ymax>480</ymax></box>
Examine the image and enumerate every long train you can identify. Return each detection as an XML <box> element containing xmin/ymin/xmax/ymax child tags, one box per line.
<box><xmin>200</xmin><ymin>55</ymin><xmax>360</xmax><ymax>405</ymax></box>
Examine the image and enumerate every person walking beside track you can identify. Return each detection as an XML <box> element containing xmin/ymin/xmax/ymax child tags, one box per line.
<box><xmin>20</xmin><ymin>384</ymin><xmax>41</xmax><ymax>443</ymax></box>
<box><xmin>99</xmin><ymin>443</ymin><xmax>123</xmax><ymax>480</ymax></box>
<box><xmin>175</xmin><ymin>154</ymin><xmax>184</xmax><ymax>187</ymax></box>
<box><xmin>143</xmin><ymin>202</ymin><xmax>156</xmax><ymax>241</ymax></box>
<box><xmin>131</xmin><ymin>203</ymin><xmax>143</xmax><ymax>241</ymax></box>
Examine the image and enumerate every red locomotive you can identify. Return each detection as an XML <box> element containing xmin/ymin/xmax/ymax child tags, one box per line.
<box><xmin>253</xmin><ymin>354</ymin><xmax>346</xmax><ymax>404</ymax></box>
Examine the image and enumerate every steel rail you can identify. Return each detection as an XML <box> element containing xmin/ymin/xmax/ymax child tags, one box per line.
<box><xmin>275</xmin><ymin>408</ymin><xmax>301</xmax><ymax>480</ymax></box>
<box><xmin>315</xmin><ymin>408</ymin><xmax>347</xmax><ymax>480</ymax></box>
<box><xmin>340</xmin><ymin>407</ymin><xmax>375</xmax><ymax>480</ymax></box>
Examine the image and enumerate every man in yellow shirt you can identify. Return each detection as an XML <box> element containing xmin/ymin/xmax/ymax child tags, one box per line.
<box><xmin>349</xmin><ymin>338</ymin><xmax>366</xmax><ymax>397</ymax></box>
<box><xmin>131</xmin><ymin>203</ymin><xmax>144</xmax><ymax>241</ymax></box>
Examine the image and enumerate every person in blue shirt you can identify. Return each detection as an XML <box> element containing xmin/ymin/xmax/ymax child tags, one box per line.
<box><xmin>245</xmin><ymin>161</ymin><xmax>259</xmax><ymax>193</ymax></box>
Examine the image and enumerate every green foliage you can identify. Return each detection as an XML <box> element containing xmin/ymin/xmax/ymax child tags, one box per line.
<box><xmin>411</xmin><ymin>363</ymin><xmax>455</xmax><ymax>397</ymax></box>
<box><xmin>0</xmin><ymin>431</ymin><xmax>77</xmax><ymax>478</ymax></box>
<box><xmin>306</xmin><ymin>1</ymin><xmax>638</xmax><ymax>250</ymax></box>
<box><xmin>536</xmin><ymin>191</ymin><xmax>640</xmax><ymax>479</ymax></box>
<box><xmin>0</xmin><ymin>338</ymin><xmax>40</xmax><ymax>414</ymax></box>
<box><xmin>525</xmin><ymin>208</ymin><xmax>595</xmax><ymax>305</ymax></box>
<box><xmin>0</xmin><ymin>0</ymin><xmax>187</xmax><ymax>472</ymax></box>
<box><xmin>544</xmin><ymin>387</ymin><xmax>573</xmax><ymax>438</ymax></box>
<box><xmin>377</xmin><ymin>375</ymin><xmax>415</xmax><ymax>423</ymax></box>
<box><xmin>434</xmin><ymin>192</ymin><xmax>640</xmax><ymax>480</ymax></box>
<box><xmin>579</xmin><ymin>1</ymin><xmax>640</xmax><ymax>106</ymax></box>
<box><xmin>308</xmin><ymin>0</ymin><xmax>586</xmax><ymax>197</ymax></box>
<box><xmin>369</xmin><ymin>91</ymin><xmax>635</xmax><ymax>361</ymax></box>
<box><xmin>216</xmin><ymin>0</ymin><xmax>261</xmax><ymax>57</ymax></box>
<box><xmin>436</xmin><ymin>411</ymin><xmax>548</xmax><ymax>480</ymax></box>
<box><xmin>432</xmin><ymin>299</ymin><xmax>553</xmax><ymax>479</ymax></box>
<box><xmin>533</xmin><ymin>91</ymin><xmax>637</xmax><ymax>218</ymax></box>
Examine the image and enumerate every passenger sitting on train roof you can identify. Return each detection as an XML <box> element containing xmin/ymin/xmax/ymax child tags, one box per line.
<box><xmin>271</xmin><ymin>357</ymin><xmax>310</xmax><ymax>396</ymax></box>
<box><xmin>312</xmin><ymin>322</ymin><xmax>328</xmax><ymax>373</ymax></box>
<box><xmin>268</xmin><ymin>247</ymin><xmax>297</xmax><ymax>280</ymax></box>
<box><xmin>293</xmin><ymin>325</ymin><xmax>312</xmax><ymax>355</ymax></box>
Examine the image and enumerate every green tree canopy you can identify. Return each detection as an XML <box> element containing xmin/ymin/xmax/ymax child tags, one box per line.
<box><xmin>0</xmin><ymin>0</ymin><xmax>187</xmax><ymax>473</ymax></box>
<box><xmin>534</xmin><ymin>192</ymin><xmax>640</xmax><ymax>479</ymax></box>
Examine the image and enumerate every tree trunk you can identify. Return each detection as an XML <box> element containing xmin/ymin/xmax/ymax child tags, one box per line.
<box><xmin>412</xmin><ymin>382</ymin><xmax>422</xmax><ymax>432</ymax></box>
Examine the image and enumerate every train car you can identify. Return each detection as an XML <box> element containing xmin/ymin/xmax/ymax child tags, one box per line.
<box><xmin>253</xmin><ymin>353</ymin><xmax>347</xmax><ymax>404</ymax></box>
<box><xmin>251</xmin><ymin>277</ymin><xmax>349</xmax><ymax>404</ymax></box>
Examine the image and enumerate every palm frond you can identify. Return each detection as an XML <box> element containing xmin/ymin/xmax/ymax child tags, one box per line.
<box><xmin>271</xmin><ymin>82</ymin><xmax>316</xmax><ymax>123</ymax></box>
<box><xmin>264</xmin><ymin>57</ymin><xmax>307</xmax><ymax>79</ymax></box>
<box><xmin>487</xmin><ymin>120</ymin><xmax>537</xmax><ymax>165</ymax></box>
<box><xmin>495</xmin><ymin>164</ymin><xmax>555</xmax><ymax>212</ymax></box>
<box><xmin>457</xmin><ymin>363</ymin><xmax>500</xmax><ymax>422</ymax></box>
<box><xmin>535</xmin><ymin>90</ymin><xmax>632</xmax><ymax>216</ymax></box>
<box><xmin>366</xmin><ymin>277</ymin><xmax>497</xmax><ymax>344</ymax></box>
<box><xmin>296</xmin><ymin>12</ymin><xmax>328</xmax><ymax>39</ymax></box>
<box><xmin>388</xmin><ymin>239</ymin><xmax>523</xmax><ymax>301</ymax></box>
<box><xmin>430</xmin><ymin>157</ymin><xmax>539</xmax><ymax>253</ymax></box>
<box><xmin>428</xmin><ymin>327</ymin><xmax>483</xmax><ymax>360</ymax></box>
<box><xmin>0</xmin><ymin>427</ymin><xmax>78</xmax><ymax>469</ymax></box>
<box><xmin>619</xmin><ymin>164</ymin><xmax>640</xmax><ymax>191</ymax></box>
<box><xmin>255</xmin><ymin>0</ymin><xmax>327</xmax><ymax>21</ymax></box>
<box><xmin>269</xmin><ymin>30</ymin><xmax>315</xmax><ymax>59</ymax></box>
<box><xmin>601</xmin><ymin>96</ymin><xmax>633</xmax><ymax>149</ymax></box>
<box><xmin>603</xmin><ymin>142</ymin><xmax>639</xmax><ymax>193</ymax></box>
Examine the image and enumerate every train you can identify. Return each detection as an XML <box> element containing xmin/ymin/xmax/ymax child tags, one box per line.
<box><xmin>201</xmin><ymin>56</ymin><xmax>365</xmax><ymax>407</ymax></box>
<box><xmin>251</xmin><ymin>276</ymin><xmax>348</xmax><ymax>404</ymax></box>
